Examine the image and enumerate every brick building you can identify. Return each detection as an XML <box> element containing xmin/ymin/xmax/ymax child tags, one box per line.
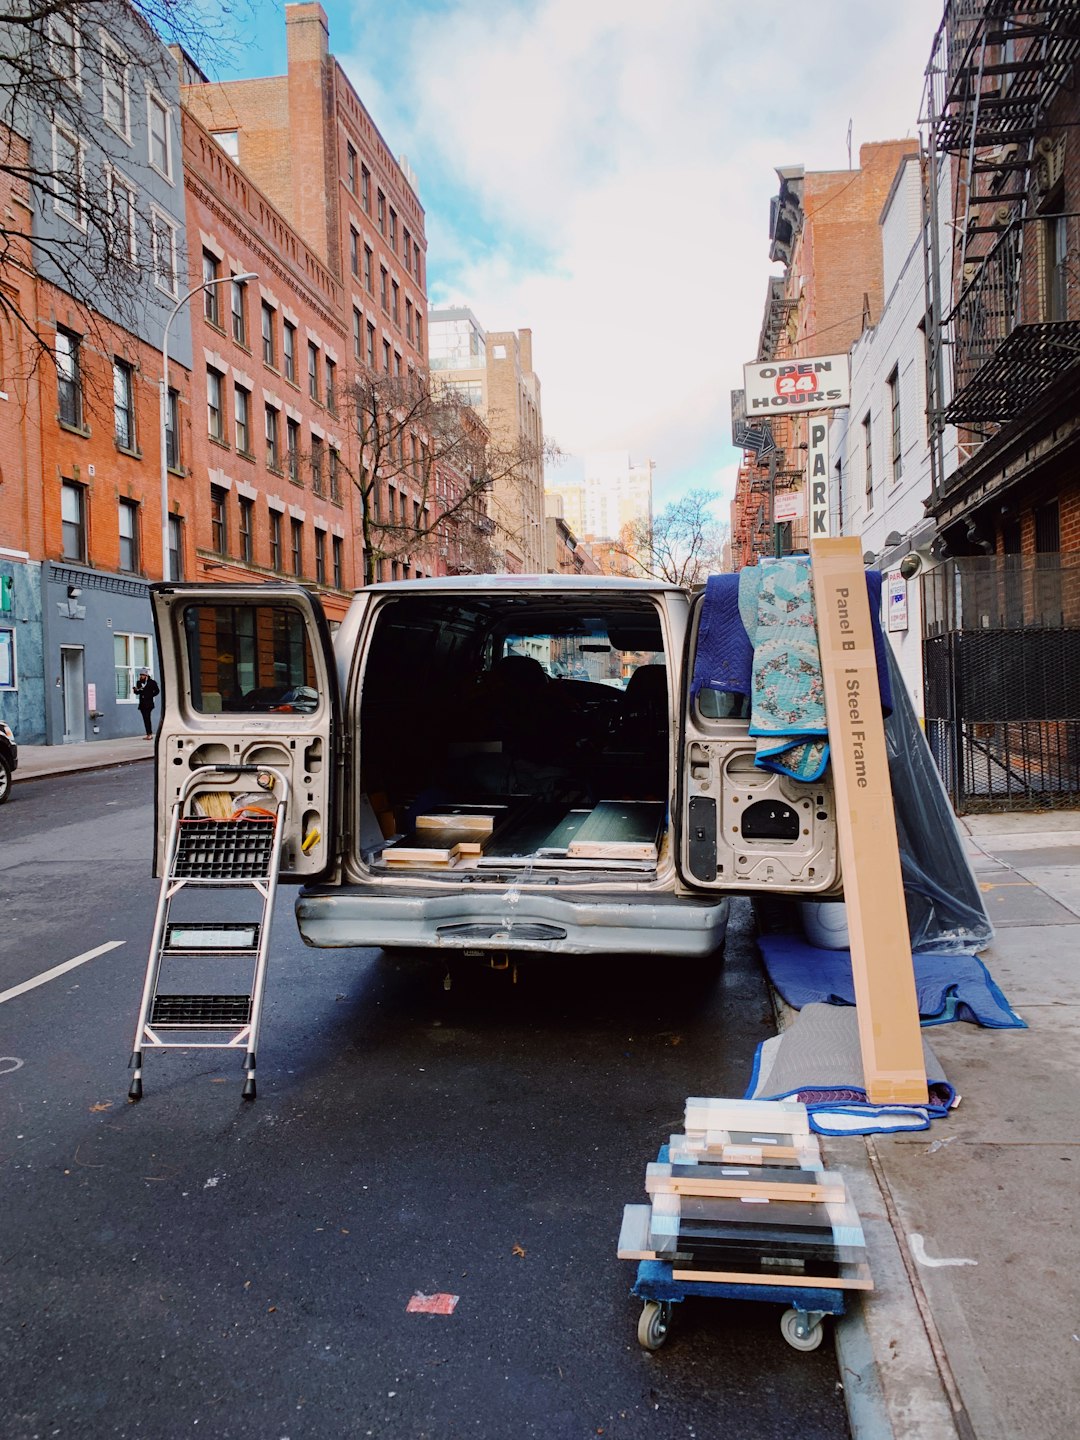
<box><xmin>731</xmin><ymin>141</ymin><xmax>919</xmax><ymax>568</ymax></box>
<box><xmin>484</xmin><ymin>328</ymin><xmax>545</xmax><ymax>573</ymax></box>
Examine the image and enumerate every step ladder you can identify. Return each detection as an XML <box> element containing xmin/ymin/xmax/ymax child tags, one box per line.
<box><xmin>128</xmin><ymin>765</ymin><xmax>291</xmax><ymax>1102</ymax></box>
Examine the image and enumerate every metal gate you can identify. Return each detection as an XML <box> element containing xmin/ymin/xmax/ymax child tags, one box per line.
<box><xmin>922</xmin><ymin>557</ymin><xmax>1080</xmax><ymax>812</ymax></box>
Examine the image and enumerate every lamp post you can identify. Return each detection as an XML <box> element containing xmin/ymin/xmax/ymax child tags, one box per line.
<box><xmin>160</xmin><ymin>271</ymin><xmax>258</xmax><ymax>581</ymax></box>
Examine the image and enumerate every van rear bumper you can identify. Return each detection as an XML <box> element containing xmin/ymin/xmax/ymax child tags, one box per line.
<box><xmin>295</xmin><ymin>884</ymin><xmax>729</xmax><ymax>958</ymax></box>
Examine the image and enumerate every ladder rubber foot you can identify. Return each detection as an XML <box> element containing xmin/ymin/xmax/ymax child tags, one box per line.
<box><xmin>241</xmin><ymin>1076</ymin><xmax>256</xmax><ymax>1100</ymax></box>
<box><xmin>128</xmin><ymin>1077</ymin><xmax>143</xmax><ymax>1101</ymax></box>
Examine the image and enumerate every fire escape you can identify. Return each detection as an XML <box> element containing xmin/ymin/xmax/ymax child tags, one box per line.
<box><xmin>922</xmin><ymin>0</ymin><xmax>1080</xmax><ymax>509</ymax></box>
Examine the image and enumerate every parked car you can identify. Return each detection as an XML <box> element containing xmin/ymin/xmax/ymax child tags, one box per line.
<box><xmin>148</xmin><ymin>578</ymin><xmax>842</xmax><ymax>963</ymax></box>
<box><xmin>0</xmin><ymin>720</ymin><xmax>18</xmax><ymax>804</ymax></box>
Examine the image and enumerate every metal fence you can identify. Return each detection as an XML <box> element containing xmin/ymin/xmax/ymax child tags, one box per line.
<box><xmin>923</xmin><ymin>558</ymin><xmax>1080</xmax><ymax>810</ymax></box>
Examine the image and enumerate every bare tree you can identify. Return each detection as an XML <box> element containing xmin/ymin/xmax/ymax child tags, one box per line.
<box><xmin>615</xmin><ymin>488</ymin><xmax>729</xmax><ymax>587</ymax></box>
<box><xmin>341</xmin><ymin>366</ymin><xmax>558</xmax><ymax>584</ymax></box>
<box><xmin>0</xmin><ymin>1</ymin><xmax>240</xmax><ymax>368</ymax></box>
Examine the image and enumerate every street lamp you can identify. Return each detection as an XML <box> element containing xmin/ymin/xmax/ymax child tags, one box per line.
<box><xmin>160</xmin><ymin>270</ymin><xmax>258</xmax><ymax>582</ymax></box>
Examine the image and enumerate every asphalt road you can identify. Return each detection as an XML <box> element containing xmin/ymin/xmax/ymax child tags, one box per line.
<box><xmin>0</xmin><ymin>766</ymin><xmax>850</xmax><ymax>1440</ymax></box>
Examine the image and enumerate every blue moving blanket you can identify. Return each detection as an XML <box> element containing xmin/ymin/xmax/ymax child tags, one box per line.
<box><xmin>757</xmin><ymin>932</ymin><xmax>1025</xmax><ymax>1028</ymax></box>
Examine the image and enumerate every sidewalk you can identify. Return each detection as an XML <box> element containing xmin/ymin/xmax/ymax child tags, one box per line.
<box><xmin>11</xmin><ymin>744</ymin><xmax>1077</xmax><ymax>1435</ymax></box>
<box><xmin>831</xmin><ymin>809</ymin><xmax>1080</xmax><ymax>1440</ymax></box>
<box><xmin>12</xmin><ymin>735</ymin><xmax>156</xmax><ymax>782</ymax></box>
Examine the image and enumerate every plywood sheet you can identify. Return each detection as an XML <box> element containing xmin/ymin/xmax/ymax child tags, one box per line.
<box><xmin>567</xmin><ymin>801</ymin><xmax>664</xmax><ymax>861</ymax></box>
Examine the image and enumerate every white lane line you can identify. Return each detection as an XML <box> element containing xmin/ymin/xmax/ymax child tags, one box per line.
<box><xmin>908</xmin><ymin>1233</ymin><xmax>978</xmax><ymax>1268</ymax></box>
<box><xmin>0</xmin><ymin>941</ymin><xmax>125</xmax><ymax>1005</ymax></box>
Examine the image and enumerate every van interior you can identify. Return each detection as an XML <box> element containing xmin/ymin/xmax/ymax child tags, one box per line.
<box><xmin>357</xmin><ymin>591</ymin><xmax>674</xmax><ymax>876</ymax></box>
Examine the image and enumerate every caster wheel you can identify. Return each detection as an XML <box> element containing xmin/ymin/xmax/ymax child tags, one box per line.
<box><xmin>637</xmin><ymin>1300</ymin><xmax>672</xmax><ymax>1351</ymax></box>
<box><xmin>780</xmin><ymin>1307</ymin><xmax>824</xmax><ymax>1351</ymax></box>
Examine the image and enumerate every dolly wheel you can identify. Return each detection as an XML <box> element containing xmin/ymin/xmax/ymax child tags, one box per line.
<box><xmin>637</xmin><ymin>1300</ymin><xmax>671</xmax><ymax>1351</ymax></box>
<box><xmin>780</xmin><ymin>1307</ymin><xmax>824</xmax><ymax>1351</ymax></box>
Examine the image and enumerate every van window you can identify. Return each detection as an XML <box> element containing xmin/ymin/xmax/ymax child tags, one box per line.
<box><xmin>181</xmin><ymin>602</ymin><xmax>319</xmax><ymax>714</ymax></box>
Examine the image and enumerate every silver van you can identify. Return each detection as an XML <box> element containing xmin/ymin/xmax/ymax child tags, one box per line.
<box><xmin>150</xmin><ymin>576</ymin><xmax>840</xmax><ymax>961</ymax></box>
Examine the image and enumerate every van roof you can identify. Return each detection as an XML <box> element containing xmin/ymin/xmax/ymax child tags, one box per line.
<box><xmin>359</xmin><ymin>574</ymin><xmax>688</xmax><ymax>595</ymax></box>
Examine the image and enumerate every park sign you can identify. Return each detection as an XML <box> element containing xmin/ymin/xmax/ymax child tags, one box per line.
<box><xmin>743</xmin><ymin>354</ymin><xmax>851</xmax><ymax>414</ymax></box>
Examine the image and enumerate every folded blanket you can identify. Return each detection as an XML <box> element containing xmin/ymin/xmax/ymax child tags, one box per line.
<box><xmin>758</xmin><ymin>933</ymin><xmax>1025</xmax><ymax>1028</ymax></box>
<box><xmin>688</xmin><ymin>573</ymin><xmax>753</xmax><ymax>705</ymax></box>
<box><xmin>746</xmin><ymin>1003</ymin><xmax>957</xmax><ymax>1135</ymax></box>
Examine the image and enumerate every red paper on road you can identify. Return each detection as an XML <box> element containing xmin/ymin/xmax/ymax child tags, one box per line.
<box><xmin>406</xmin><ymin>1292</ymin><xmax>459</xmax><ymax>1315</ymax></box>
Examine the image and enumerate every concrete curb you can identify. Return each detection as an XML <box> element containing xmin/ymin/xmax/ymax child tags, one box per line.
<box><xmin>12</xmin><ymin>753</ymin><xmax>154</xmax><ymax>785</ymax></box>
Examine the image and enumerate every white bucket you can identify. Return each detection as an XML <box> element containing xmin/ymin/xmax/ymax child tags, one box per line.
<box><xmin>799</xmin><ymin>900</ymin><xmax>850</xmax><ymax>950</ymax></box>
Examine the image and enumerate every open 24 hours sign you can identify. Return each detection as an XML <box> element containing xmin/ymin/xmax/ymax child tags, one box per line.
<box><xmin>743</xmin><ymin>354</ymin><xmax>851</xmax><ymax>413</ymax></box>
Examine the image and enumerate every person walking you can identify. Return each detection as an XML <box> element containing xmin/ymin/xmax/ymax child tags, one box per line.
<box><xmin>134</xmin><ymin>668</ymin><xmax>160</xmax><ymax>739</ymax></box>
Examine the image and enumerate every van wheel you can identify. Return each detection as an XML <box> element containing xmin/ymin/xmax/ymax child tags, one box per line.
<box><xmin>0</xmin><ymin>754</ymin><xmax>11</xmax><ymax>804</ymax></box>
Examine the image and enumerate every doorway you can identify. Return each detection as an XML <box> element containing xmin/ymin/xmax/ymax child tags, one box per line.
<box><xmin>60</xmin><ymin>646</ymin><xmax>86</xmax><ymax>742</ymax></box>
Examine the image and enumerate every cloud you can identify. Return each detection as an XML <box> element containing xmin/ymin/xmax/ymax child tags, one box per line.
<box><xmin>335</xmin><ymin>0</ymin><xmax>942</xmax><ymax>505</ymax></box>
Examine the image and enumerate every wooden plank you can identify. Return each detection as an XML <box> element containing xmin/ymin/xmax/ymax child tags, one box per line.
<box><xmin>384</xmin><ymin>846</ymin><xmax>460</xmax><ymax>866</ymax></box>
<box><xmin>810</xmin><ymin>538</ymin><xmax>927</xmax><ymax>1105</ymax></box>
<box><xmin>670</xmin><ymin>1134</ymin><xmax>823</xmax><ymax>1168</ymax></box>
<box><xmin>567</xmin><ymin>801</ymin><xmax>664</xmax><ymax>860</ymax></box>
<box><xmin>672</xmin><ymin>1261</ymin><xmax>873</xmax><ymax>1290</ymax></box>
<box><xmin>645</xmin><ymin>1162</ymin><xmax>846</xmax><ymax>1204</ymax></box>
<box><xmin>616</xmin><ymin>1204</ymin><xmax>655</xmax><ymax>1260</ymax></box>
<box><xmin>684</xmin><ymin>1098</ymin><xmax>811</xmax><ymax>1137</ymax></box>
<box><xmin>416</xmin><ymin>813</ymin><xmax>496</xmax><ymax>835</ymax></box>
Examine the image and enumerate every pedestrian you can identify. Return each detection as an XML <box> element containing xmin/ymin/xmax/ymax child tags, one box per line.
<box><xmin>134</xmin><ymin>667</ymin><xmax>160</xmax><ymax>739</ymax></box>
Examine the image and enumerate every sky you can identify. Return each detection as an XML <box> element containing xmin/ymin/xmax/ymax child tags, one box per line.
<box><xmin>218</xmin><ymin>0</ymin><xmax>944</xmax><ymax>513</ymax></box>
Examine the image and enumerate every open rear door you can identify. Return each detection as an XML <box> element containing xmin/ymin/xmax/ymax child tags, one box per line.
<box><xmin>675</xmin><ymin>588</ymin><xmax>840</xmax><ymax>895</ymax></box>
<box><xmin>151</xmin><ymin>582</ymin><xmax>339</xmax><ymax>882</ymax></box>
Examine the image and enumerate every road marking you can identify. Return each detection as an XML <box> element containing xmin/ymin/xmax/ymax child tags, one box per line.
<box><xmin>0</xmin><ymin>941</ymin><xmax>125</xmax><ymax>1005</ymax></box>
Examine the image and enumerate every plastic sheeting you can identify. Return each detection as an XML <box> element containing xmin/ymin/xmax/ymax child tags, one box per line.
<box><xmin>883</xmin><ymin>642</ymin><xmax>994</xmax><ymax>954</ymax></box>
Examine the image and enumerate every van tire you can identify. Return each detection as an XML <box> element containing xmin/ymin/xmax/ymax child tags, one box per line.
<box><xmin>0</xmin><ymin>754</ymin><xmax>11</xmax><ymax>804</ymax></box>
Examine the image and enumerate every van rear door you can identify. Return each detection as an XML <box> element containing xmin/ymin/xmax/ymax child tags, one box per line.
<box><xmin>151</xmin><ymin>583</ymin><xmax>340</xmax><ymax>882</ymax></box>
<box><xmin>675</xmin><ymin>588</ymin><xmax>840</xmax><ymax>895</ymax></box>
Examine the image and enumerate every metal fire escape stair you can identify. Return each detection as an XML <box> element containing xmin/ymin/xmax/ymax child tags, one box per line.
<box><xmin>127</xmin><ymin>766</ymin><xmax>290</xmax><ymax>1101</ymax></box>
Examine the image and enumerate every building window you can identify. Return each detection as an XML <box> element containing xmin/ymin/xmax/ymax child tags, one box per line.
<box><xmin>168</xmin><ymin>514</ymin><xmax>184</xmax><ymax>580</ymax></box>
<box><xmin>391</xmin><ymin>280</ymin><xmax>399</xmax><ymax>327</ymax></box>
<box><xmin>48</xmin><ymin>10</ymin><xmax>81</xmax><ymax>88</ymax></box>
<box><xmin>207</xmin><ymin>367</ymin><xmax>225</xmax><ymax>441</ymax></box>
<box><xmin>415</xmin><ymin>312</ymin><xmax>422</xmax><ymax>354</ymax></box>
<box><xmin>350</xmin><ymin>226</ymin><xmax>359</xmax><ymax>277</ymax></box>
<box><xmin>147</xmin><ymin>89</ymin><xmax>171</xmax><ymax>179</ymax></box>
<box><xmin>393</xmin><ymin>349</ymin><xmax>402</xmax><ymax>378</ymax></box>
<box><xmin>332</xmin><ymin>535</ymin><xmax>342</xmax><ymax>589</ymax></box>
<box><xmin>377</xmin><ymin>189</ymin><xmax>385</xmax><ymax>235</ymax></box>
<box><xmin>113</xmin><ymin>359</ymin><xmax>135</xmax><ymax>450</ymax></box>
<box><xmin>347</xmin><ymin>141</ymin><xmax>357</xmax><ymax>193</ymax></box>
<box><xmin>380</xmin><ymin>267</ymin><xmax>389</xmax><ymax>313</ymax></box>
<box><xmin>283</xmin><ymin>321</ymin><xmax>297</xmax><ymax>383</ymax></box>
<box><xmin>118</xmin><ymin>498</ymin><xmax>139</xmax><ymax>572</ymax></box>
<box><xmin>353</xmin><ymin>307</ymin><xmax>362</xmax><ymax>359</ymax></box>
<box><xmin>315</xmin><ymin>527</ymin><xmax>326</xmax><ymax>584</ymax></box>
<box><xmin>366</xmin><ymin>322</ymin><xmax>376</xmax><ymax>369</ymax></box>
<box><xmin>52</xmin><ymin>122</ymin><xmax>85</xmax><ymax>227</ymax></box>
<box><xmin>150</xmin><ymin>209</ymin><xmax>178</xmax><ymax>296</ymax></box>
<box><xmin>887</xmin><ymin>368</ymin><xmax>901</xmax><ymax>483</ymax></box>
<box><xmin>389</xmin><ymin>207</ymin><xmax>397</xmax><ymax>251</ymax></box>
<box><xmin>308</xmin><ymin>342</ymin><xmax>320</xmax><ymax>401</ymax></box>
<box><xmin>234</xmin><ymin>384</ymin><xmax>251</xmax><ymax>454</ymax></box>
<box><xmin>114</xmin><ymin>633</ymin><xmax>152</xmax><ymax>702</ymax></box>
<box><xmin>238</xmin><ymin>495</ymin><xmax>253</xmax><ymax>563</ymax></box>
<box><xmin>862</xmin><ymin>413</ymin><xmax>874</xmax><ymax>513</ymax></box>
<box><xmin>269</xmin><ymin>509</ymin><xmax>282</xmax><ymax>571</ymax></box>
<box><xmin>265</xmin><ymin>405</ymin><xmax>280</xmax><ymax>469</ymax></box>
<box><xmin>325</xmin><ymin>358</ymin><xmax>337</xmax><ymax>415</ymax></box>
<box><xmin>212</xmin><ymin>129</ymin><xmax>238</xmax><ymax>161</ymax></box>
<box><xmin>231</xmin><ymin>278</ymin><xmax>247</xmax><ymax>345</ymax></box>
<box><xmin>61</xmin><ymin>480</ymin><xmax>86</xmax><ymax>562</ymax></box>
<box><xmin>203</xmin><ymin>251</ymin><xmax>221</xmax><ymax>325</ymax></box>
<box><xmin>166</xmin><ymin>387</ymin><xmax>180</xmax><ymax>469</ymax></box>
<box><xmin>56</xmin><ymin>328</ymin><xmax>82</xmax><ymax>428</ymax></box>
<box><xmin>1044</xmin><ymin>209</ymin><xmax>1068</xmax><ymax>321</ymax></box>
<box><xmin>291</xmin><ymin>518</ymin><xmax>303</xmax><ymax>577</ymax></box>
<box><xmin>287</xmin><ymin>418</ymin><xmax>300</xmax><ymax>482</ymax></box>
<box><xmin>101</xmin><ymin>32</ymin><xmax>129</xmax><ymax>137</ymax></box>
<box><xmin>329</xmin><ymin>447</ymin><xmax>340</xmax><ymax>503</ymax></box>
<box><xmin>107</xmin><ymin>168</ymin><xmax>136</xmax><ymax>264</ymax></box>
<box><xmin>310</xmin><ymin>435</ymin><xmax>324</xmax><ymax>495</ymax></box>
<box><xmin>403</xmin><ymin>227</ymin><xmax>411</xmax><ymax>271</ymax></box>
<box><xmin>364</xmin><ymin>245</ymin><xmax>373</xmax><ymax>295</ymax></box>
<box><xmin>414</xmin><ymin>244</ymin><xmax>422</xmax><ymax>288</ymax></box>
<box><xmin>210</xmin><ymin>484</ymin><xmax>228</xmax><ymax>554</ymax></box>
<box><xmin>405</xmin><ymin>299</ymin><xmax>413</xmax><ymax>343</ymax></box>
<box><xmin>361</xmin><ymin>164</ymin><xmax>370</xmax><ymax>213</ymax></box>
<box><xmin>383</xmin><ymin>339</ymin><xmax>391</xmax><ymax>374</ymax></box>
<box><xmin>261</xmin><ymin>302</ymin><xmax>276</xmax><ymax>367</ymax></box>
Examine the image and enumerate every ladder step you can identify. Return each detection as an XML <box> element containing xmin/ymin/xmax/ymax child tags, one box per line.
<box><xmin>164</xmin><ymin>922</ymin><xmax>261</xmax><ymax>952</ymax></box>
<box><xmin>172</xmin><ymin>818</ymin><xmax>277</xmax><ymax>879</ymax></box>
<box><xmin>151</xmin><ymin>994</ymin><xmax>252</xmax><ymax>1027</ymax></box>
